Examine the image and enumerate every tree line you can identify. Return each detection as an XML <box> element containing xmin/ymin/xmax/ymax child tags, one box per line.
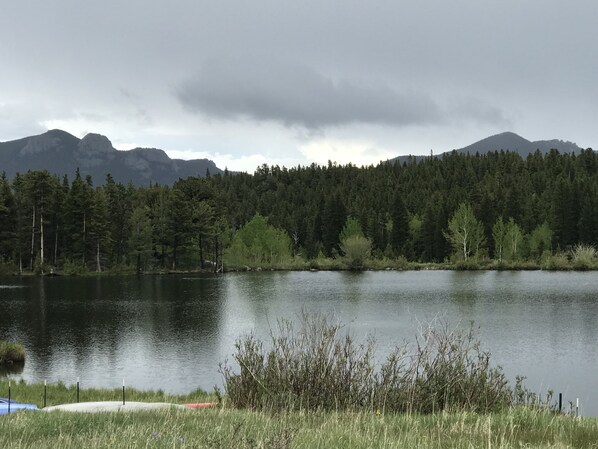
<box><xmin>0</xmin><ymin>147</ymin><xmax>597</xmax><ymax>273</ymax></box>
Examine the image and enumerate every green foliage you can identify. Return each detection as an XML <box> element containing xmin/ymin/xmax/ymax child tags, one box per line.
<box><xmin>390</xmin><ymin>193</ymin><xmax>409</xmax><ymax>256</ymax></box>
<box><xmin>529</xmin><ymin>222</ymin><xmax>553</xmax><ymax>260</ymax></box>
<box><xmin>3</xmin><ymin>148</ymin><xmax>598</xmax><ymax>272</ymax></box>
<box><xmin>541</xmin><ymin>252</ymin><xmax>570</xmax><ymax>271</ymax></box>
<box><xmin>61</xmin><ymin>259</ymin><xmax>88</xmax><ymax>276</ymax></box>
<box><xmin>222</xmin><ymin>314</ymin><xmax>514</xmax><ymax>414</ymax></box>
<box><xmin>128</xmin><ymin>206</ymin><xmax>153</xmax><ymax>272</ymax></box>
<box><xmin>0</xmin><ymin>340</ymin><xmax>25</xmax><ymax>365</ymax></box>
<box><xmin>492</xmin><ymin>216</ymin><xmax>507</xmax><ymax>262</ymax></box>
<box><xmin>225</xmin><ymin>214</ymin><xmax>292</xmax><ymax>268</ymax></box>
<box><xmin>340</xmin><ymin>235</ymin><xmax>372</xmax><ymax>269</ymax></box>
<box><xmin>320</xmin><ymin>193</ymin><xmax>346</xmax><ymax>257</ymax></box>
<box><xmin>339</xmin><ymin>217</ymin><xmax>364</xmax><ymax>242</ymax></box>
<box><xmin>571</xmin><ymin>244</ymin><xmax>597</xmax><ymax>270</ymax></box>
<box><xmin>504</xmin><ymin>217</ymin><xmax>524</xmax><ymax>261</ymax></box>
<box><xmin>445</xmin><ymin>203</ymin><xmax>485</xmax><ymax>261</ymax></box>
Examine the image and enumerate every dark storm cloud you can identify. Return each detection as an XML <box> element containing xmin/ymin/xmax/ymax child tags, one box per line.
<box><xmin>178</xmin><ymin>60</ymin><xmax>475</xmax><ymax>129</ymax></box>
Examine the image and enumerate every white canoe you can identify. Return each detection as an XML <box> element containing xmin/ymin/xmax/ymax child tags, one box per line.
<box><xmin>43</xmin><ymin>401</ymin><xmax>188</xmax><ymax>413</ymax></box>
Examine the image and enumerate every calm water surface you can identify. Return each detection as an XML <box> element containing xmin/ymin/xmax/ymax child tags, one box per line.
<box><xmin>0</xmin><ymin>271</ymin><xmax>597</xmax><ymax>414</ymax></box>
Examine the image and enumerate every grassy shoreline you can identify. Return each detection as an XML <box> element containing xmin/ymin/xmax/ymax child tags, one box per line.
<box><xmin>1</xmin><ymin>400</ymin><xmax>597</xmax><ymax>448</ymax></box>
<box><xmin>0</xmin><ymin>379</ymin><xmax>214</xmax><ymax>409</ymax></box>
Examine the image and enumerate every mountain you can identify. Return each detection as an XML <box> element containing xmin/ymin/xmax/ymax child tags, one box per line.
<box><xmin>391</xmin><ymin>132</ymin><xmax>584</xmax><ymax>165</ymax></box>
<box><xmin>0</xmin><ymin>129</ymin><xmax>223</xmax><ymax>185</ymax></box>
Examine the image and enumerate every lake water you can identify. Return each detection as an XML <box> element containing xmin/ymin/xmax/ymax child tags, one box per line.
<box><xmin>1</xmin><ymin>271</ymin><xmax>597</xmax><ymax>415</ymax></box>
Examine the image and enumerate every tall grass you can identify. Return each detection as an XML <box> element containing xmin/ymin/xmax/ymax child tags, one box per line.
<box><xmin>0</xmin><ymin>340</ymin><xmax>25</xmax><ymax>365</ymax></box>
<box><xmin>1</xmin><ymin>406</ymin><xmax>596</xmax><ymax>449</ymax></box>
<box><xmin>571</xmin><ymin>244</ymin><xmax>597</xmax><ymax>270</ymax></box>
<box><xmin>221</xmin><ymin>314</ymin><xmax>515</xmax><ymax>414</ymax></box>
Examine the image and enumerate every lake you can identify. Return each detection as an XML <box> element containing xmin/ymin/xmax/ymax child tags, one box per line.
<box><xmin>1</xmin><ymin>271</ymin><xmax>597</xmax><ymax>415</ymax></box>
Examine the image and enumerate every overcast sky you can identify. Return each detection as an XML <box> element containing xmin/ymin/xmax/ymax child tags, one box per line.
<box><xmin>1</xmin><ymin>1</ymin><xmax>596</xmax><ymax>172</ymax></box>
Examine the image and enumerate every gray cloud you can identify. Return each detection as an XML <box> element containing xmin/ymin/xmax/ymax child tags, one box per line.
<box><xmin>177</xmin><ymin>60</ymin><xmax>443</xmax><ymax>129</ymax></box>
<box><xmin>1</xmin><ymin>0</ymin><xmax>597</xmax><ymax>166</ymax></box>
<box><xmin>177</xmin><ymin>59</ymin><xmax>511</xmax><ymax>129</ymax></box>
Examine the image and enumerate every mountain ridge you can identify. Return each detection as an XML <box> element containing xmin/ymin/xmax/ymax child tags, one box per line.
<box><xmin>391</xmin><ymin>131</ymin><xmax>585</xmax><ymax>165</ymax></box>
<box><xmin>0</xmin><ymin>129</ymin><xmax>223</xmax><ymax>186</ymax></box>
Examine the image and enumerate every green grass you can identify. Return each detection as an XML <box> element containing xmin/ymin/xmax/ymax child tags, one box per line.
<box><xmin>0</xmin><ymin>379</ymin><xmax>214</xmax><ymax>408</ymax></box>
<box><xmin>0</xmin><ymin>341</ymin><xmax>25</xmax><ymax>366</ymax></box>
<box><xmin>1</xmin><ymin>406</ymin><xmax>597</xmax><ymax>449</ymax></box>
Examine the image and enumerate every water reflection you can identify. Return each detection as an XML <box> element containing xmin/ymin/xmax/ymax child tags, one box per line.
<box><xmin>1</xmin><ymin>271</ymin><xmax>597</xmax><ymax>415</ymax></box>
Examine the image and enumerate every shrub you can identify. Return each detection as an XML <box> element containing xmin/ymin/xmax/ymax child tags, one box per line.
<box><xmin>221</xmin><ymin>314</ymin><xmax>513</xmax><ymax>414</ymax></box>
<box><xmin>541</xmin><ymin>252</ymin><xmax>570</xmax><ymax>271</ymax></box>
<box><xmin>0</xmin><ymin>341</ymin><xmax>25</xmax><ymax>365</ymax></box>
<box><xmin>340</xmin><ymin>235</ymin><xmax>372</xmax><ymax>270</ymax></box>
<box><xmin>61</xmin><ymin>259</ymin><xmax>88</xmax><ymax>276</ymax></box>
<box><xmin>571</xmin><ymin>244</ymin><xmax>597</xmax><ymax>270</ymax></box>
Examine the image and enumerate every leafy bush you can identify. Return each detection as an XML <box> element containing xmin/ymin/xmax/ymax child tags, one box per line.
<box><xmin>340</xmin><ymin>235</ymin><xmax>372</xmax><ymax>269</ymax></box>
<box><xmin>221</xmin><ymin>314</ymin><xmax>514</xmax><ymax>414</ymax></box>
<box><xmin>0</xmin><ymin>340</ymin><xmax>25</xmax><ymax>365</ymax></box>
<box><xmin>541</xmin><ymin>252</ymin><xmax>570</xmax><ymax>271</ymax></box>
<box><xmin>225</xmin><ymin>214</ymin><xmax>292</xmax><ymax>268</ymax></box>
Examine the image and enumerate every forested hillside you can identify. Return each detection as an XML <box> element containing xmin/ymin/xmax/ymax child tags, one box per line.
<box><xmin>0</xmin><ymin>147</ymin><xmax>597</xmax><ymax>273</ymax></box>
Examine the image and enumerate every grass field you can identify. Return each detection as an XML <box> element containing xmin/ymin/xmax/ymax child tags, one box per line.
<box><xmin>1</xmin><ymin>403</ymin><xmax>598</xmax><ymax>449</ymax></box>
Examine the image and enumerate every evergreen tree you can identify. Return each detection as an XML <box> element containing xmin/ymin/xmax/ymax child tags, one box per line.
<box><xmin>166</xmin><ymin>188</ymin><xmax>193</xmax><ymax>270</ymax></box>
<box><xmin>128</xmin><ymin>205</ymin><xmax>153</xmax><ymax>273</ymax></box>
<box><xmin>320</xmin><ymin>193</ymin><xmax>346</xmax><ymax>257</ymax></box>
<box><xmin>89</xmin><ymin>188</ymin><xmax>111</xmax><ymax>272</ymax></box>
<box><xmin>64</xmin><ymin>169</ymin><xmax>94</xmax><ymax>267</ymax></box>
<box><xmin>390</xmin><ymin>193</ymin><xmax>409</xmax><ymax>256</ymax></box>
<box><xmin>0</xmin><ymin>173</ymin><xmax>16</xmax><ymax>263</ymax></box>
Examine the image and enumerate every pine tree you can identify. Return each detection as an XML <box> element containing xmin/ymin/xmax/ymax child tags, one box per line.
<box><xmin>390</xmin><ymin>193</ymin><xmax>409</xmax><ymax>256</ymax></box>
<box><xmin>128</xmin><ymin>205</ymin><xmax>153</xmax><ymax>273</ymax></box>
<box><xmin>0</xmin><ymin>173</ymin><xmax>16</xmax><ymax>263</ymax></box>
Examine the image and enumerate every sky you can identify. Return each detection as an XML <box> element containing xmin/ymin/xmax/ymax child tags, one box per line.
<box><xmin>1</xmin><ymin>1</ymin><xmax>597</xmax><ymax>173</ymax></box>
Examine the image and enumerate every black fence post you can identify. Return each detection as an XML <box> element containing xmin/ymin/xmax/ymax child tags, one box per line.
<box><xmin>558</xmin><ymin>393</ymin><xmax>562</xmax><ymax>413</ymax></box>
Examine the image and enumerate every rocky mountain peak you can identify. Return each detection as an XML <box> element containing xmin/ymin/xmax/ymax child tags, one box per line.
<box><xmin>78</xmin><ymin>133</ymin><xmax>115</xmax><ymax>155</ymax></box>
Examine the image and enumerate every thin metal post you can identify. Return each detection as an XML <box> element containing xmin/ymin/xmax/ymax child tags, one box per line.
<box><xmin>7</xmin><ymin>381</ymin><xmax>11</xmax><ymax>415</ymax></box>
<box><xmin>558</xmin><ymin>393</ymin><xmax>562</xmax><ymax>412</ymax></box>
<box><xmin>122</xmin><ymin>379</ymin><xmax>125</xmax><ymax>405</ymax></box>
<box><xmin>44</xmin><ymin>380</ymin><xmax>47</xmax><ymax>408</ymax></box>
<box><xmin>76</xmin><ymin>377</ymin><xmax>80</xmax><ymax>403</ymax></box>
<box><xmin>576</xmin><ymin>398</ymin><xmax>579</xmax><ymax>417</ymax></box>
